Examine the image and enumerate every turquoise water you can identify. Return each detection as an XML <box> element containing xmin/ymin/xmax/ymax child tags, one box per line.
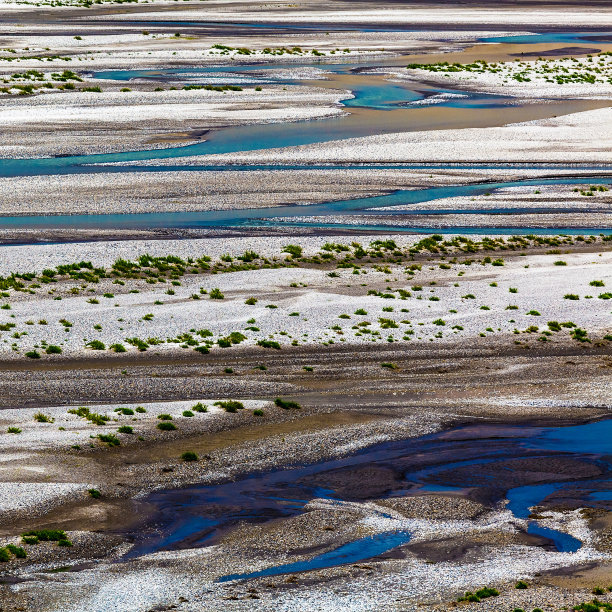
<box><xmin>0</xmin><ymin>37</ymin><xmax>609</xmax><ymax>232</ymax></box>
<box><xmin>0</xmin><ymin>175</ymin><xmax>607</xmax><ymax>231</ymax></box>
<box><xmin>482</xmin><ymin>31</ymin><xmax>612</xmax><ymax>45</ymax></box>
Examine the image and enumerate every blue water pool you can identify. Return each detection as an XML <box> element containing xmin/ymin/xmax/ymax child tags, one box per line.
<box><xmin>121</xmin><ymin>418</ymin><xmax>612</xmax><ymax>582</ymax></box>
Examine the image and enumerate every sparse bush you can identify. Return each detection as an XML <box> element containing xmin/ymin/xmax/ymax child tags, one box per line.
<box><xmin>22</xmin><ymin>529</ymin><xmax>66</xmax><ymax>542</ymax></box>
<box><xmin>215</xmin><ymin>400</ymin><xmax>244</xmax><ymax>412</ymax></box>
<box><xmin>181</xmin><ymin>451</ymin><xmax>198</xmax><ymax>462</ymax></box>
<box><xmin>157</xmin><ymin>422</ymin><xmax>177</xmax><ymax>431</ymax></box>
<box><xmin>86</xmin><ymin>340</ymin><xmax>105</xmax><ymax>350</ymax></box>
<box><xmin>515</xmin><ymin>580</ymin><xmax>529</xmax><ymax>589</ymax></box>
<box><xmin>34</xmin><ymin>412</ymin><xmax>54</xmax><ymax>423</ymax></box>
<box><xmin>257</xmin><ymin>340</ymin><xmax>281</xmax><ymax>349</ymax></box>
<box><xmin>274</xmin><ymin>398</ymin><xmax>301</xmax><ymax>410</ymax></box>
<box><xmin>98</xmin><ymin>433</ymin><xmax>120</xmax><ymax>446</ymax></box>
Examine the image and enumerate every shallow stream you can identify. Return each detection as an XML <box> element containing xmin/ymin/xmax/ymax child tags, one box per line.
<box><xmin>125</xmin><ymin>418</ymin><xmax>612</xmax><ymax>581</ymax></box>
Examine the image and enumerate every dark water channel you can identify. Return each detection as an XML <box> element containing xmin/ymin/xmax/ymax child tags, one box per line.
<box><xmin>124</xmin><ymin>418</ymin><xmax>612</xmax><ymax>581</ymax></box>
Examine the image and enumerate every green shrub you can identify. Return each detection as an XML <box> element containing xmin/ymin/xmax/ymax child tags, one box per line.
<box><xmin>57</xmin><ymin>539</ymin><xmax>73</xmax><ymax>547</ymax></box>
<box><xmin>109</xmin><ymin>343</ymin><xmax>126</xmax><ymax>353</ymax></box>
<box><xmin>215</xmin><ymin>400</ymin><xmax>244</xmax><ymax>412</ymax></box>
<box><xmin>6</xmin><ymin>544</ymin><xmax>26</xmax><ymax>558</ymax></box>
<box><xmin>86</xmin><ymin>340</ymin><xmax>105</xmax><ymax>350</ymax></box>
<box><xmin>88</xmin><ymin>488</ymin><xmax>101</xmax><ymax>499</ymax></box>
<box><xmin>253</xmin><ymin>409</ymin><xmax>264</xmax><ymax>416</ymax></box>
<box><xmin>117</xmin><ymin>426</ymin><xmax>133</xmax><ymax>434</ymax></box>
<box><xmin>257</xmin><ymin>340</ymin><xmax>281</xmax><ymax>349</ymax></box>
<box><xmin>22</xmin><ymin>529</ymin><xmax>66</xmax><ymax>542</ymax></box>
<box><xmin>98</xmin><ymin>434</ymin><xmax>120</xmax><ymax>446</ymax></box>
<box><xmin>21</xmin><ymin>535</ymin><xmax>38</xmax><ymax>545</ymax></box>
<box><xmin>182</xmin><ymin>410</ymin><xmax>194</xmax><ymax>417</ymax></box>
<box><xmin>274</xmin><ymin>398</ymin><xmax>301</xmax><ymax>410</ymax></box>
<box><xmin>45</xmin><ymin>345</ymin><xmax>62</xmax><ymax>354</ymax></box>
<box><xmin>515</xmin><ymin>580</ymin><xmax>528</xmax><ymax>589</ymax></box>
<box><xmin>34</xmin><ymin>412</ymin><xmax>54</xmax><ymax>423</ymax></box>
<box><xmin>181</xmin><ymin>451</ymin><xmax>198</xmax><ymax>462</ymax></box>
<box><xmin>7</xmin><ymin>427</ymin><xmax>21</xmax><ymax>434</ymax></box>
<box><xmin>192</xmin><ymin>403</ymin><xmax>207</xmax><ymax>413</ymax></box>
<box><xmin>0</xmin><ymin>548</ymin><xmax>10</xmax><ymax>562</ymax></box>
<box><xmin>158</xmin><ymin>414</ymin><xmax>173</xmax><ymax>420</ymax></box>
<box><xmin>564</xmin><ymin>294</ymin><xmax>579</xmax><ymax>300</ymax></box>
<box><xmin>25</xmin><ymin>350</ymin><xmax>40</xmax><ymax>359</ymax></box>
<box><xmin>209</xmin><ymin>288</ymin><xmax>224</xmax><ymax>299</ymax></box>
<box><xmin>157</xmin><ymin>422</ymin><xmax>177</xmax><ymax>431</ymax></box>
<box><xmin>245</xmin><ymin>297</ymin><xmax>258</xmax><ymax>305</ymax></box>
<box><xmin>381</xmin><ymin>362</ymin><xmax>397</xmax><ymax>369</ymax></box>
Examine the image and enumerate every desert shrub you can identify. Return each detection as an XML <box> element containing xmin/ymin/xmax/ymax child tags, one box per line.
<box><xmin>209</xmin><ymin>288</ymin><xmax>224</xmax><ymax>299</ymax></box>
<box><xmin>34</xmin><ymin>412</ymin><xmax>54</xmax><ymax>423</ymax></box>
<box><xmin>257</xmin><ymin>340</ymin><xmax>281</xmax><ymax>349</ymax></box>
<box><xmin>253</xmin><ymin>409</ymin><xmax>264</xmax><ymax>416</ymax></box>
<box><xmin>515</xmin><ymin>580</ymin><xmax>529</xmax><ymax>589</ymax></box>
<box><xmin>274</xmin><ymin>398</ymin><xmax>301</xmax><ymax>410</ymax></box>
<box><xmin>181</xmin><ymin>451</ymin><xmax>198</xmax><ymax>462</ymax></box>
<box><xmin>157</xmin><ymin>422</ymin><xmax>177</xmax><ymax>431</ymax></box>
<box><xmin>98</xmin><ymin>434</ymin><xmax>120</xmax><ymax>446</ymax></box>
<box><xmin>25</xmin><ymin>350</ymin><xmax>40</xmax><ymax>359</ymax></box>
<box><xmin>22</xmin><ymin>529</ymin><xmax>66</xmax><ymax>542</ymax></box>
<box><xmin>215</xmin><ymin>400</ymin><xmax>244</xmax><ymax>412</ymax></box>
<box><xmin>117</xmin><ymin>426</ymin><xmax>133</xmax><ymax>434</ymax></box>
<box><xmin>192</xmin><ymin>403</ymin><xmax>207</xmax><ymax>412</ymax></box>
<box><xmin>157</xmin><ymin>414</ymin><xmax>173</xmax><ymax>420</ymax></box>
<box><xmin>7</xmin><ymin>427</ymin><xmax>21</xmax><ymax>434</ymax></box>
<box><xmin>6</xmin><ymin>544</ymin><xmax>26</xmax><ymax>558</ymax></box>
<box><xmin>86</xmin><ymin>340</ymin><xmax>105</xmax><ymax>350</ymax></box>
<box><xmin>45</xmin><ymin>345</ymin><xmax>62</xmax><ymax>354</ymax></box>
<box><xmin>182</xmin><ymin>410</ymin><xmax>194</xmax><ymax>417</ymax></box>
<box><xmin>88</xmin><ymin>488</ymin><xmax>101</xmax><ymax>499</ymax></box>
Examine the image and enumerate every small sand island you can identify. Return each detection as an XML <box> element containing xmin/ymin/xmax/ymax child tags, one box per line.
<box><xmin>0</xmin><ymin>0</ymin><xmax>611</xmax><ymax>610</ymax></box>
